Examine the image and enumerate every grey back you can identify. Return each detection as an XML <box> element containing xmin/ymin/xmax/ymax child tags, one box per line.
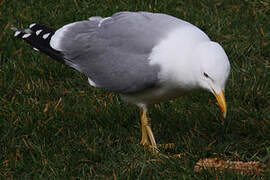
<box><xmin>58</xmin><ymin>12</ymin><xmax>188</xmax><ymax>93</ymax></box>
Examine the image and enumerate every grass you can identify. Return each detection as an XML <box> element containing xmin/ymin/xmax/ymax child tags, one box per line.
<box><xmin>0</xmin><ymin>0</ymin><xmax>269</xmax><ymax>179</ymax></box>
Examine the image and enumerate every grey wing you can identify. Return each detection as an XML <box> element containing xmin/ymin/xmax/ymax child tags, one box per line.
<box><xmin>50</xmin><ymin>12</ymin><xmax>186</xmax><ymax>93</ymax></box>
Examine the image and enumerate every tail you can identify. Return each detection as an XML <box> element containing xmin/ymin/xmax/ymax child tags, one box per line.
<box><xmin>11</xmin><ymin>23</ymin><xmax>66</xmax><ymax>65</ymax></box>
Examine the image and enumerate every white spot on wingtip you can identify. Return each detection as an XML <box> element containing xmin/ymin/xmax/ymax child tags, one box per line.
<box><xmin>14</xmin><ymin>31</ymin><xmax>21</xmax><ymax>37</ymax></box>
<box><xmin>11</xmin><ymin>27</ymin><xmax>18</xmax><ymax>31</ymax></box>
<box><xmin>22</xmin><ymin>33</ymin><xmax>31</xmax><ymax>38</ymax></box>
<box><xmin>33</xmin><ymin>47</ymin><xmax>39</xmax><ymax>51</ymax></box>
<box><xmin>29</xmin><ymin>23</ymin><xmax>36</xmax><ymax>28</ymax></box>
<box><xmin>43</xmin><ymin>33</ymin><xmax>50</xmax><ymax>39</ymax></box>
<box><xmin>36</xmin><ymin>29</ymin><xmax>42</xmax><ymax>35</ymax></box>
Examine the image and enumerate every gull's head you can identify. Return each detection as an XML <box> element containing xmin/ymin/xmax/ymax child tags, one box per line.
<box><xmin>194</xmin><ymin>41</ymin><xmax>230</xmax><ymax>118</ymax></box>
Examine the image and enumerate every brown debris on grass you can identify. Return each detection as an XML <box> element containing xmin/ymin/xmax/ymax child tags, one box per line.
<box><xmin>194</xmin><ymin>158</ymin><xmax>268</xmax><ymax>176</ymax></box>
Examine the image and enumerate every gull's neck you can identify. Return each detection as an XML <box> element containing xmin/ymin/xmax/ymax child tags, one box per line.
<box><xmin>149</xmin><ymin>26</ymin><xmax>210</xmax><ymax>90</ymax></box>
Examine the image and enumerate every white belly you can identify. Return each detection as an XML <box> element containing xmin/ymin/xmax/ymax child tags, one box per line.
<box><xmin>121</xmin><ymin>83</ymin><xmax>192</xmax><ymax>106</ymax></box>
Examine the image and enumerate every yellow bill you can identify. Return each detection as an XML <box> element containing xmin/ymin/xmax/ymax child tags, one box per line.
<box><xmin>213</xmin><ymin>90</ymin><xmax>227</xmax><ymax>118</ymax></box>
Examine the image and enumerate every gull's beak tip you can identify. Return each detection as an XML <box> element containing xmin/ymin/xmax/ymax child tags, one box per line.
<box><xmin>213</xmin><ymin>90</ymin><xmax>227</xmax><ymax>119</ymax></box>
<box><xmin>222</xmin><ymin>108</ymin><xmax>227</xmax><ymax>119</ymax></box>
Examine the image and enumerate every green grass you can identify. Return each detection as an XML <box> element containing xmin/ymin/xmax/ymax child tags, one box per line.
<box><xmin>1</xmin><ymin>0</ymin><xmax>269</xmax><ymax>179</ymax></box>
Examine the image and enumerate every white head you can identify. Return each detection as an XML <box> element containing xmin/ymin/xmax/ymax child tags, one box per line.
<box><xmin>194</xmin><ymin>41</ymin><xmax>230</xmax><ymax>117</ymax></box>
<box><xmin>148</xmin><ymin>28</ymin><xmax>230</xmax><ymax>117</ymax></box>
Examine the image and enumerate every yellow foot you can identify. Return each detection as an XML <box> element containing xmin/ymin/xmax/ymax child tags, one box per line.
<box><xmin>139</xmin><ymin>142</ymin><xmax>184</xmax><ymax>159</ymax></box>
<box><xmin>140</xmin><ymin>143</ymin><xmax>176</xmax><ymax>154</ymax></box>
<box><xmin>140</xmin><ymin>139</ymin><xmax>150</xmax><ymax>146</ymax></box>
<box><xmin>140</xmin><ymin>109</ymin><xmax>158</xmax><ymax>153</ymax></box>
<box><xmin>141</xmin><ymin>144</ymin><xmax>159</xmax><ymax>153</ymax></box>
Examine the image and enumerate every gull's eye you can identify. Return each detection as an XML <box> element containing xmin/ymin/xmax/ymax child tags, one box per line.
<box><xmin>203</xmin><ymin>72</ymin><xmax>209</xmax><ymax>78</ymax></box>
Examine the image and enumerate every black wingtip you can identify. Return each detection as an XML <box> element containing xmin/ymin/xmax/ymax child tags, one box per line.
<box><xmin>12</xmin><ymin>23</ymin><xmax>66</xmax><ymax>65</ymax></box>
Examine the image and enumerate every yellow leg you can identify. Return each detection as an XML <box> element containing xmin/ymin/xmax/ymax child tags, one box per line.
<box><xmin>140</xmin><ymin>109</ymin><xmax>157</xmax><ymax>152</ymax></box>
<box><xmin>140</xmin><ymin>109</ymin><xmax>150</xmax><ymax>145</ymax></box>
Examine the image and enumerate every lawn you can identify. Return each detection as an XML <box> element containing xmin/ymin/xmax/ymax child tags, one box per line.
<box><xmin>0</xmin><ymin>0</ymin><xmax>269</xmax><ymax>179</ymax></box>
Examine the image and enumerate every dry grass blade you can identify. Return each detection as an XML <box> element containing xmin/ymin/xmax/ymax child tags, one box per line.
<box><xmin>194</xmin><ymin>158</ymin><xmax>268</xmax><ymax>176</ymax></box>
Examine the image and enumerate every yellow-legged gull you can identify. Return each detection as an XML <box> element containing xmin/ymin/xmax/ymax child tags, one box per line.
<box><xmin>12</xmin><ymin>12</ymin><xmax>230</xmax><ymax>151</ymax></box>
